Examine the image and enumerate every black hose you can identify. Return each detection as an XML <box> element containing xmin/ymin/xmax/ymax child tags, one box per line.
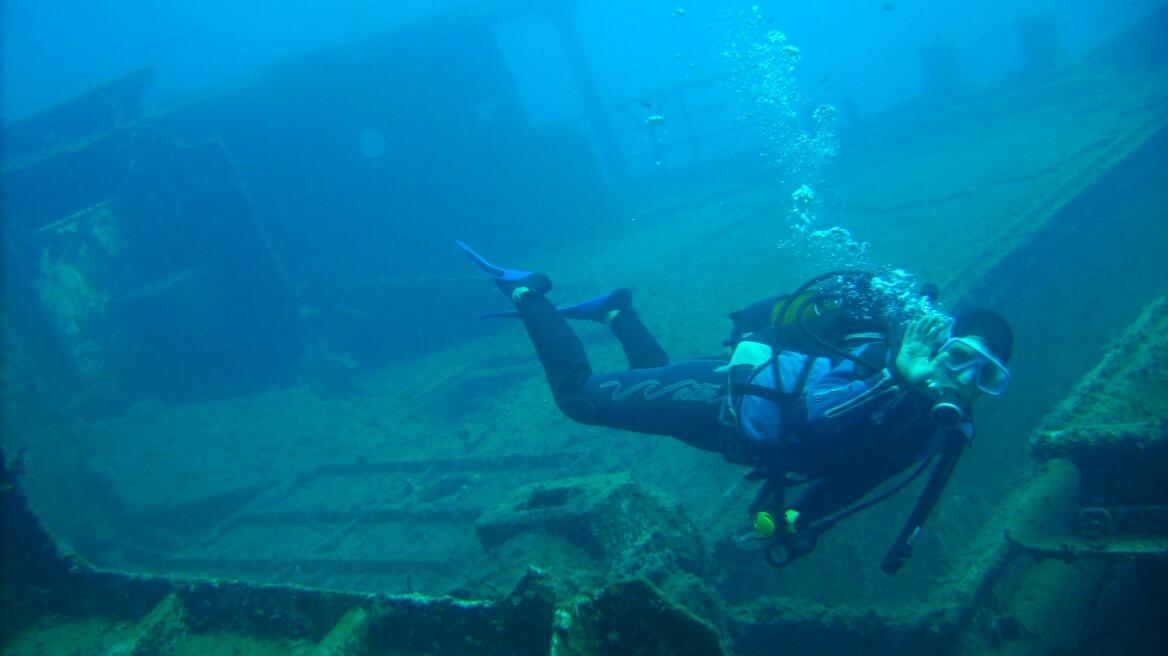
<box><xmin>762</xmin><ymin>454</ymin><xmax>936</xmax><ymax>569</ymax></box>
<box><xmin>881</xmin><ymin>434</ymin><xmax>965</xmax><ymax>573</ymax></box>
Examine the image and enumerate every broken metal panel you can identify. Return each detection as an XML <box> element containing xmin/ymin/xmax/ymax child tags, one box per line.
<box><xmin>1032</xmin><ymin>295</ymin><xmax>1168</xmax><ymax>466</ymax></box>
<box><xmin>1023</xmin><ymin>295</ymin><xmax>1168</xmax><ymax>557</ymax></box>
<box><xmin>2</xmin><ymin>124</ymin><xmax>305</xmax><ymax>411</ymax></box>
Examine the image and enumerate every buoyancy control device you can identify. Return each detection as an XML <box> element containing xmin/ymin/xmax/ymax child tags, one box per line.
<box><xmin>725</xmin><ymin>271</ymin><xmax>969</xmax><ymax>573</ymax></box>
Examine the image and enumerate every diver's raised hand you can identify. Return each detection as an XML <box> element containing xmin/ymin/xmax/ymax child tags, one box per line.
<box><xmin>895</xmin><ymin>315</ymin><xmax>951</xmax><ymax>387</ymax></box>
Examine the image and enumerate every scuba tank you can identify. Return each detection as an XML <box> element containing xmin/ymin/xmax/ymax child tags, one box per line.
<box><xmin>723</xmin><ymin>269</ymin><xmax>892</xmax><ymax>432</ymax></box>
<box><xmin>726</xmin><ymin>270</ymin><xmax>891</xmax><ymax>372</ymax></box>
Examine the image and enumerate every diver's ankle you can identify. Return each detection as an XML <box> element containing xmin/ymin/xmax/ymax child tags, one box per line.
<box><xmin>510</xmin><ymin>286</ymin><xmax>532</xmax><ymax>303</ymax></box>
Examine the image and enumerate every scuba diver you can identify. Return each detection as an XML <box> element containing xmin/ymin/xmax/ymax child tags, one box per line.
<box><xmin>456</xmin><ymin>241</ymin><xmax>1013</xmax><ymax>572</ymax></box>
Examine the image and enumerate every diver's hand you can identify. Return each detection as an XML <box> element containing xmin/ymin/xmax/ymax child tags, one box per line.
<box><xmin>895</xmin><ymin>316</ymin><xmax>951</xmax><ymax>387</ymax></box>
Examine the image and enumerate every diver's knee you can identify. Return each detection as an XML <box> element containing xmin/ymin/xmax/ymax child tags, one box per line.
<box><xmin>555</xmin><ymin>395</ymin><xmax>599</xmax><ymax>425</ymax></box>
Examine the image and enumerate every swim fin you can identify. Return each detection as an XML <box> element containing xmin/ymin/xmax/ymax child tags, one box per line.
<box><xmin>559</xmin><ymin>288</ymin><xmax>632</xmax><ymax>322</ymax></box>
<box><xmin>456</xmin><ymin>240</ymin><xmax>551</xmax><ymax>297</ymax></box>
<box><xmin>476</xmin><ymin>288</ymin><xmax>632</xmax><ymax>323</ymax></box>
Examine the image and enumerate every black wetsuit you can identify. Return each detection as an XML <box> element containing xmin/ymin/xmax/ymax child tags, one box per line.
<box><xmin>515</xmin><ymin>292</ymin><xmax>734</xmax><ymax>454</ymax></box>
<box><xmin>513</xmin><ymin>291</ymin><xmax>952</xmax><ymax>526</ymax></box>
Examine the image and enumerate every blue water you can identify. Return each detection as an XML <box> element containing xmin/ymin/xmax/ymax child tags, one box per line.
<box><xmin>2</xmin><ymin>2</ymin><xmax>1166</xmax><ymax>654</ymax></box>
<box><xmin>3</xmin><ymin>1</ymin><xmax>1159</xmax><ymax>123</ymax></box>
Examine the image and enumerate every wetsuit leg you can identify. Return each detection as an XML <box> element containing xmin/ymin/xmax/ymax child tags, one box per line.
<box><xmin>514</xmin><ymin>293</ymin><xmax>592</xmax><ymax>402</ymax></box>
<box><xmin>515</xmin><ymin>293</ymin><xmax>729</xmax><ymax>453</ymax></box>
<box><xmin>575</xmin><ymin>361</ymin><xmax>728</xmax><ymax>452</ymax></box>
<box><xmin>610</xmin><ymin>308</ymin><xmax>669</xmax><ymax>369</ymax></box>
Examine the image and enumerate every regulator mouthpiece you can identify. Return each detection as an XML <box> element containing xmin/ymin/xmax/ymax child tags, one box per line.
<box><xmin>929</xmin><ymin>386</ymin><xmax>965</xmax><ymax>427</ymax></box>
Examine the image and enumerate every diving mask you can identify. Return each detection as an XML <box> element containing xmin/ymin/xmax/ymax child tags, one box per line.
<box><xmin>937</xmin><ymin>337</ymin><xmax>1011</xmax><ymax>395</ymax></box>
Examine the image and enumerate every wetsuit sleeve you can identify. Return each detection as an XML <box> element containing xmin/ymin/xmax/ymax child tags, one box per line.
<box><xmin>798</xmin><ymin>355</ymin><xmax>903</xmax><ymax>440</ymax></box>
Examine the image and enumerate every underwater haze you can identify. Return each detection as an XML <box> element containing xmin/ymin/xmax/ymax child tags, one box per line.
<box><xmin>3</xmin><ymin>1</ymin><xmax>1168</xmax><ymax>655</ymax></box>
<box><xmin>3</xmin><ymin>1</ymin><xmax>1161</xmax><ymax>121</ymax></box>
